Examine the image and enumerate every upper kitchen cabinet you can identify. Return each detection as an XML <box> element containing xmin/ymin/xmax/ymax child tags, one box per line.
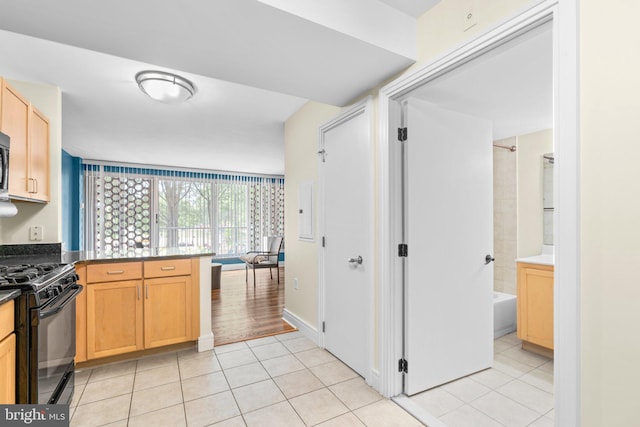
<box><xmin>0</xmin><ymin>78</ymin><xmax>50</xmax><ymax>202</ymax></box>
<box><xmin>27</xmin><ymin>106</ymin><xmax>50</xmax><ymax>201</ymax></box>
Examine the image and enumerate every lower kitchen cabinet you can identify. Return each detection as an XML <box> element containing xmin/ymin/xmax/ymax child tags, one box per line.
<box><xmin>143</xmin><ymin>276</ymin><xmax>192</xmax><ymax>348</ymax></box>
<box><xmin>0</xmin><ymin>299</ymin><xmax>16</xmax><ymax>404</ymax></box>
<box><xmin>0</xmin><ymin>333</ymin><xmax>16</xmax><ymax>404</ymax></box>
<box><xmin>80</xmin><ymin>257</ymin><xmax>200</xmax><ymax>361</ymax></box>
<box><xmin>517</xmin><ymin>262</ymin><xmax>554</xmax><ymax>352</ymax></box>
<box><xmin>87</xmin><ymin>280</ymin><xmax>144</xmax><ymax>359</ymax></box>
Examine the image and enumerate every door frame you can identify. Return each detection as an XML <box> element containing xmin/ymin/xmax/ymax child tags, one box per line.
<box><xmin>377</xmin><ymin>1</ymin><xmax>580</xmax><ymax>426</ymax></box>
<box><xmin>317</xmin><ymin>97</ymin><xmax>376</xmax><ymax>385</ymax></box>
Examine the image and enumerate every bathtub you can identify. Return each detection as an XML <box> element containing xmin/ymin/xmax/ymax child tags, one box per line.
<box><xmin>493</xmin><ymin>291</ymin><xmax>517</xmax><ymax>339</ymax></box>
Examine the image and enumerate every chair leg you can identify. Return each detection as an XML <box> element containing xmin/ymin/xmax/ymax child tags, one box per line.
<box><xmin>269</xmin><ymin>266</ymin><xmax>273</xmax><ymax>279</ymax></box>
<box><xmin>253</xmin><ymin>267</ymin><xmax>256</xmax><ymax>288</ymax></box>
<box><xmin>245</xmin><ymin>265</ymin><xmax>248</xmax><ymax>285</ymax></box>
<box><xmin>277</xmin><ymin>263</ymin><xmax>280</xmax><ymax>284</ymax></box>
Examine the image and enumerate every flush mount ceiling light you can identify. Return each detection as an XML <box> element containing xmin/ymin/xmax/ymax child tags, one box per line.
<box><xmin>135</xmin><ymin>70</ymin><xmax>196</xmax><ymax>103</ymax></box>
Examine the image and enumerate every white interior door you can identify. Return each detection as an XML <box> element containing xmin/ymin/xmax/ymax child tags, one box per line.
<box><xmin>321</xmin><ymin>102</ymin><xmax>372</xmax><ymax>379</ymax></box>
<box><xmin>404</xmin><ymin>98</ymin><xmax>494</xmax><ymax>395</ymax></box>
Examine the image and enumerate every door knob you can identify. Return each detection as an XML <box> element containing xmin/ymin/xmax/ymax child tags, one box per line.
<box><xmin>348</xmin><ymin>256</ymin><xmax>363</xmax><ymax>265</ymax></box>
<box><xmin>485</xmin><ymin>254</ymin><xmax>495</xmax><ymax>264</ymax></box>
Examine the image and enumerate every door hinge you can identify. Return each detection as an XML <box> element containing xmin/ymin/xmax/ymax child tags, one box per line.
<box><xmin>322</xmin><ymin>321</ymin><xmax>326</xmax><ymax>332</ymax></box>
<box><xmin>398</xmin><ymin>243</ymin><xmax>408</xmax><ymax>257</ymax></box>
<box><xmin>398</xmin><ymin>127</ymin><xmax>408</xmax><ymax>142</ymax></box>
<box><xmin>322</xmin><ymin>236</ymin><xmax>326</xmax><ymax>247</ymax></box>
<box><xmin>398</xmin><ymin>358</ymin><xmax>408</xmax><ymax>373</ymax></box>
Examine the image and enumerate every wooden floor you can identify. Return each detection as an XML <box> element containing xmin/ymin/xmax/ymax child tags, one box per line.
<box><xmin>211</xmin><ymin>267</ymin><xmax>296</xmax><ymax>346</ymax></box>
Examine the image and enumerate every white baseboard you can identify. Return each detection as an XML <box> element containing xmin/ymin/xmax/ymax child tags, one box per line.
<box><xmin>198</xmin><ymin>332</ymin><xmax>214</xmax><ymax>352</ymax></box>
<box><xmin>219</xmin><ymin>261</ymin><xmax>286</xmax><ymax>271</ymax></box>
<box><xmin>221</xmin><ymin>263</ymin><xmax>245</xmax><ymax>271</ymax></box>
<box><xmin>282</xmin><ymin>308</ymin><xmax>319</xmax><ymax>345</ymax></box>
<box><xmin>368</xmin><ymin>368</ymin><xmax>381</xmax><ymax>391</ymax></box>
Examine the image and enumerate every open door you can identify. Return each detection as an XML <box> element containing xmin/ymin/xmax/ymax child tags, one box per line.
<box><xmin>404</xmin><ymin>98</ymin><xmax>493</xmax><ymax>395</ymax></box>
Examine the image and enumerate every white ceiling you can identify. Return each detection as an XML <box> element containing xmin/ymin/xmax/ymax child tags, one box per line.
<box><xmin>408</xmin><ymin>22</ymin><xmax>553</xmax><ymax>140</ymax></box>
<box><xmin>0</xmin><ymin>0</ymin><xmax>433</xmax><ymax>175</ymax></box>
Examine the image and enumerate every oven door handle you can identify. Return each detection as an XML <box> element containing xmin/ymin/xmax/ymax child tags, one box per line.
<box><xmin>40</xmin><ymin>284</ymin><xmax>84</xmax><ymax>319</ymax></box>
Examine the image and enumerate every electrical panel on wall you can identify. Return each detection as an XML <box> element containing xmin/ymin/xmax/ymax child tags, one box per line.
<box><xmin>298</xmin><ymin>181</ymin><xmax>313</xmax><ymax>241</ymax></box>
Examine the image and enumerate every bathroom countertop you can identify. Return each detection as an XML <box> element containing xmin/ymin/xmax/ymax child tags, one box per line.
<box><xmin>516</xmin><ymin>254</ymin><xmax>554</xmax><ymax>266</ymax></box>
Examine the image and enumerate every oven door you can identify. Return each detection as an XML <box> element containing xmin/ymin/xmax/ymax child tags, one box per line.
<box><xmin>36</xmin><ymin>284</ymin><xmax>82</xmax><ymax>404</ymax></box>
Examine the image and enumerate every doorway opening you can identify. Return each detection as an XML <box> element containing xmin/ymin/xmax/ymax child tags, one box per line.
<box><xmin>378</xmin><ymin>7</ymin><xmax>571</xmax><ymax>425</ymax></box>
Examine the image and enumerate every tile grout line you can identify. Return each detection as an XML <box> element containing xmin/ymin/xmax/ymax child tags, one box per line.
<box><xmin>175</xmin><ymin>352</ymin><xmax>188</xmax><ymax>427</ymax></box>
<box><xmin>125</xmin><ymin>359</ymin><xmax>139</xmax><ymax>425</ymax></box>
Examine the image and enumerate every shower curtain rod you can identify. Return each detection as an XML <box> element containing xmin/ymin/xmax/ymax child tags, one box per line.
<box><xmin>493</xmin><ymin>144</ymin><xmax>517</xmax><ymax>152</ymax></box>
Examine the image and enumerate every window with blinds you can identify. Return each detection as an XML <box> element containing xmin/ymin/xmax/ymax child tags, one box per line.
<box><xmin>83</xmin><ymin>163</ymin><xmax>284</xmax><ymax>256</ymax></box>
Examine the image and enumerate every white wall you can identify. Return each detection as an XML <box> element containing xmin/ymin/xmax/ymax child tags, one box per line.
<box><xmin>0</xmin><ymin>79</ymin><xmax>62</xmax><ymax>245</ymax></box>
<box><xmin>517</xmin><ymin>129</ymin><xmax>553</xmax><ymax>258</ymax></box>
<box><xmin>580</xmin><ymin>1</ymin><xmax>640</xmax><ymax>425</ymax></box>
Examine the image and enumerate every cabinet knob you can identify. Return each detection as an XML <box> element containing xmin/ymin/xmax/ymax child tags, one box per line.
<box><xmin>485</xmin><ymin>254</ymin><xmax>495</xmax><ymax>264</ymax></box>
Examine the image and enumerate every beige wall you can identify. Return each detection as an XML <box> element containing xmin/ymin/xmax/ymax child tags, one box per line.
<box><xmin>517</xmin><ymin>129</ymin><xmax>553</xmax><ymax>258</ymax></box>
<box><xmin>580</xmin><ymin>2</ymin><xmax>640</xmax><ymax>425</ymax></box>
<box><xmin>0</xmin><ymin>79</ymin><xmax>62</xmax><ymax>245</ymax></box>
<box><xmin>284</xmin><ymin>101</ymin><xmax>340</xmax><ymax>328</ymax></box>
<box><xmin>493</xmin><ymin>136</ymin><xmax>518</xmax><ymax>295</ymax></box>
<box><xmin>416</xmin><ymin>0</ymin><xmax>538</xmax><ymax>64</ymax></box>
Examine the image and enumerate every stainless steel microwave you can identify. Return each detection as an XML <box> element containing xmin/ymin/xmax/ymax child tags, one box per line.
<box><xmin>0</xmin><ymin>131</ymin><xmax>17</xmax><ymax>216</ymax></box>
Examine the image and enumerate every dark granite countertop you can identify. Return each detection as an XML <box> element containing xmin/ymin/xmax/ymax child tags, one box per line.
<box><xmin>0</xmin><ymin>243</ymin><xmax>62</xmax><ymax>266</ymax></box>
<box><xmin>66</xmin><ymin>248</ymin><xmax>215</xmax><ymax>264</ymax></box>
<box><xmin>0</xmin><ymin>289</ymin><xmax>21</xmax><ymax>305</ymax></box>
<box><xmin>0</xmin><ymin>243</ymin><xmax>214</xmax><ymax>266</ymax></box>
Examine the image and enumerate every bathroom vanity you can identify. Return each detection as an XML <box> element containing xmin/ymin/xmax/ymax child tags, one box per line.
<box><xmin>516</xmin><ymin>254</ymin><xmax>554</xmax><ymax>357</ymax></box>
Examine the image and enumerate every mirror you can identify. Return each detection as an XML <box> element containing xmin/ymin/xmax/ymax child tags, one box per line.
<box><xmin>543</xmin><ymin>153</ymin><xmax>554</xmax><ymax>245</ymax></box>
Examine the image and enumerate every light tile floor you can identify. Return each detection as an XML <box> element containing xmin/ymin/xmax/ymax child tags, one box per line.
<box><xmin>408</xmin><ymin>333</ymin><xmax>554</xmax><ymax>427</ymax></box>
<box><xmin>70</xmin><ymin>331</ymin><xmax>424</xmax><ymax>427</ymax></box>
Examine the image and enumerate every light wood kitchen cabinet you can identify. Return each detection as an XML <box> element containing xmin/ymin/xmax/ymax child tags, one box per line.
<box><xmin>517</xmin><ymin>262</ymin><xmax>554</xmax><ymax>353</ymax></box>
<box><xmin>1</xmin><ymin>79</ymin><xmax>30</xmax><ymax>199</ymax></box>
<box><xmin>87</xmin><ymin>279</ymin><xmax>144</xmax><ymax>359</ymax></box>
<box><xmin>81</xmin><ymin>258</ymin><xmax>199</xmax><ymax>361</ymax></box>
<box><xmin>143</xmin><ymin>258</ymin><xmax>193</xmax><ymax>348</ymax></box>
<box><xmin>143</xmin><ymin>276</ymin><xmax>192</xmax><ymax>348</ymax></box>
<box><xmin>0</xmin><ymin>300</ymin><xmax>16</xmax><ymax>404</ymax></box>
<box><xmin>86</xmin><ymin>262</ymin><xmax>144</xmax><ymax>359</ymax></box>
<box><xmin>0</xmin><ymin>78</ymin><xmax>50</xmax><ymax>202</ymax></box>
<box><xmin>26</xmin><ymin>106</ymin><xmax>50</xmax><ymax>201</ymax></box>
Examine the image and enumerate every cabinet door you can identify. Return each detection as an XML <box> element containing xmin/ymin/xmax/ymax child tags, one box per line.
<box><xmin>517</xmin><ymin>265</ymin><xmax>554</xmax><ymax>349</ymax></box>
<box><xmin>1</xmin><ymin>81</ymin><xmax>30</xmax><ymax>199</ymax></box>
<box><xmin>28</xmin><ymin>106</ymin><xmax>50</xmax><ymax>201</ymax></box>
<box><xmin>0</xmin><ymin>333</ymin><xmax>16</xmax><ymax>404</ymax></box>
<box><xmin>87</xmin><ymin>280</ymin><xmax>144</xmax><ymax>359</ymax></box>
<box><xmin>143</xmin><ymin>276</ymin><xmax>192</xmax><ymax>349</ymax></box>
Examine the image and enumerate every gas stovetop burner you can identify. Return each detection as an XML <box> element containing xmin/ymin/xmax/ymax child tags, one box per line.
<box><xmin>0</xmin><ymin>264</ymin><xmax>35</xmax><ymax>275</ymax></box>
<box><xmin>5</xmin><ymin>270</ymin><xmax>40</xmax><ymax>284</ymax></box>
<box><xmin>36</xmin><ymin>263</ymin><xmax>60</xmax><ymax>274</ymax></box>
<box><xmin>0</xmin><ymin>265</ymin><xmax>42</xmax><ymax>284</ymax></box>
<box><xmin>0</xmin><ymin>262</ymin><xmax>73</xmax><ymax>291</ymax></box>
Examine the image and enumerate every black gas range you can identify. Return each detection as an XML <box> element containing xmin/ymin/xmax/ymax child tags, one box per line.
<box><xmin>0</xmin><ymin>262</ymin><xmax>82</xmax><ymax>404</ymax></box>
